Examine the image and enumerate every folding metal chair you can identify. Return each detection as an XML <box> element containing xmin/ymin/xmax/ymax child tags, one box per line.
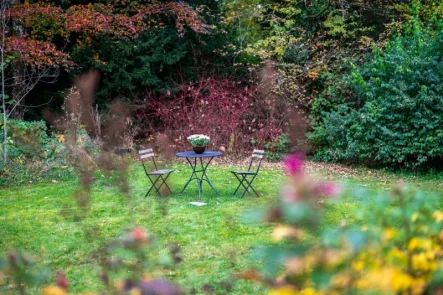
<box><xmin>231</xmin><ymin>149</ymin><xmax>265</xmax><ymax>198</ymax></box>
<box><xmin>139</xmin><ymin>148</ymin><xmax>174</xmax><ymax>197</ymax></box>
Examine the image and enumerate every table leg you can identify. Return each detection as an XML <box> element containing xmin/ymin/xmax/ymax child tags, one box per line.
<box><xmin>180</xmin><ymin>157</ymin><xmax>198</xmax><ymax>194</ymax></box>
<box><xmin>199</xmin><ymin>157</ymin><xmax>220</xmax><ymax>197</ymax></box>
<box><xmin>179</xmin><ymin>156</ymin><xmax>220</xmax><ymax>199</ymax></box>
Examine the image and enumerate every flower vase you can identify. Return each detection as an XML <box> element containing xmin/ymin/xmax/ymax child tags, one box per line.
<box><xmin>193</xmin><ymin>146</ymin><xmax>206</xmax><ymax>154</ymax></box>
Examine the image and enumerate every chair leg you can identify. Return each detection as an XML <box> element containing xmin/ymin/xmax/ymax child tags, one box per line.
<box><xmin>232</xmin><ymin>173</ymin><xmax>243</xmax><ymax>196</ymax></box>
<box><xmin>232</xmin><ymin>173</ymin><xmax>259</xmax><ymax>198</ymax></box>
<box><xmin>161</xmin><ymin>176</ymin><xmax>173</xmax><ymax>193</ymax></box>
<box><xmin>145</xmin><ymin>175</ymin><xmax>161</xmax><ymax>197</ymax></box>
<box><xmin>233</xmin><ymin>173</ymin><xmax>252</xmax><ymax>198</ymax></box>
<box><xmin>248</xmin><ymin>185</ymin><xmax>260</xmax><ymax>197</ymax></box>
<box><xmin>145</xmin><ymin>175</ymin><xmax>155</xmax><ymax>197</ymax></box>
<box><xmin>238</xmin><ymin>175</ymin><xmax>251</xmax><ymax>198</ymax></box>
<box><xmin>233</xmin><ymin>173</ymin><xmax>249</xmax><ymax>196</ymax></box>
<box><xmin>158</xmin><ymin>173</ymin><xmax>173</xmax><ymax>194</ymax></box>
<box><xmin>240</xmin><ymin>179</ymin><xmax>250</xmax><ymax>198</ymax></box>
<box><xmin>146</xmin><ymin>173</ymin><xmax>173</xmax><ymax>197</ymax></box>
<box><xmin>233</xmin><ymin>182</ymin><xmax>242</xmax><ymax>195</ymax></box>
<box><xmin>153</xmin><ymin>180</ymin><xmax>162</xmax><ymax>195</ymax></box>
<box><xmin>242</xmin><ymin>176</ymin><xmax>259</xmax><ymax>198</ymax></box>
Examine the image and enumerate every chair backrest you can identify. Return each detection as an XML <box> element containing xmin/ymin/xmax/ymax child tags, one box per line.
<box><xmin>139</xmin><ymin>148</ymin><xmax>157</xmax><ymax>173</ymax></box>
<box><xmin>248</xmin><ymin>149</ymin><xmax>265</xmax><ymax>173</ymax></box>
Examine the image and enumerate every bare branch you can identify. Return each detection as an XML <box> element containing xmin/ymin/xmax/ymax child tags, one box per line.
<box><xmin>19</xmin><ymin>96</ymin><xmax>54</xmax><ymax>108</ymax></box>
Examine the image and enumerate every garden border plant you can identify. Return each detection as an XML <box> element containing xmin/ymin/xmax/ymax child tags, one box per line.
<box><xmin>135</xmin><ymin>74</ymin><xmax>287</xmax><ymax>155</ymax></box>
<box><xmin>309</xmin><ymin>14</ymin><xmax>443</xmax><ymax>168</ymax></box>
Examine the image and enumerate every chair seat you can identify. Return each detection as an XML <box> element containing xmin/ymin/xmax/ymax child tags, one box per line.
<box><xmin>148</xmin><ymin>169</ymin><xmax>174</xmax><ymax>175</ymax></box>
<box><xmin>231</xmin><ymin>170</ymin><xmax>257</xmax><ymax>175</ymax></box>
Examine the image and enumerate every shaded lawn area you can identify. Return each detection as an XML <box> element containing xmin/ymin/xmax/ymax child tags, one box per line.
<box><xmin>0</xmin><ymin>161</ymin><xmax>442</xmax><ymax>294</ymax></box>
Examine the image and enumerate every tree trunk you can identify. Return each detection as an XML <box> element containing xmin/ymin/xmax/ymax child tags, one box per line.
<box><xmin>1</xmin><ymin>0</ymin><xmax>7</xmax><ymax>164</ymax></box>
<box><xmin>10</xmin><ymin>60</ymin><xmax>25</xmax><ymax>119</ymax></box>
<box><xmin>9</xmin><ymin>0</ymin><xmax>25</xmax><ymax>119</ymax></box>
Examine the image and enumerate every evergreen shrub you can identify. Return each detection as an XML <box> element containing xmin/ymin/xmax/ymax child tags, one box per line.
<box><xmin>309</xmin><ymin>19</ymin><xmax>443</xmax><ymax>167</ymax></box>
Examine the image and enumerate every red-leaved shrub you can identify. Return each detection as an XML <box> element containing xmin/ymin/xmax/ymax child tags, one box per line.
<box><xmin>134</xmin><ymin>76</ymin><xmax>284</xmax><ymax>154</ymax></box>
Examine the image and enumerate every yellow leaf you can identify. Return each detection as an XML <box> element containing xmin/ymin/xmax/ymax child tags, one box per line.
<box><xmin>391</xmin><ymin>269</ymin><xmax>413</xmax><ymax>292</ymax></box>
<box><xmin>307</xmin><ymin>71</ymin><xmax>319</xmax><ymax>80</ymax></box>
<box><xmin>331</xmin><ymin>273</ymin><xmax>351</xmax><ymax>288</ymax></box>
<box><xmin>352</xmin><ymin>260</ymin><xmax>364</xmax><ymax>271</ymax></box>
<box><xmin>41</xmin><ymin>286</ymin><xmax>67</xmax><ymax>295</ymax></box>
<box><xmin>433</xmin><ymin>211</ymin><xmax>443</xmax><ymax>222</ymax></box>
<box><xmin>299</xmin><ymin>288</ymin><xmax>318</xmax><ymax>295</ymax></box>
<box><xmin>383</xmin><ymin>228</ymin><xmax>396</xmax><ymax>241</ymax></box>
<box><xmin>408</xmin><ymin>237</ymin><xmax>432</xmax><ymax>252</ymax></box>
<box><xmin>268</xmin><ymin>285</ymin><xmax>297</xmax><ymax>295</ymax></box>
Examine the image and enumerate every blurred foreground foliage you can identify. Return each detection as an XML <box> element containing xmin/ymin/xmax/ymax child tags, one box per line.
<box><xmin>251</xmin><ymin>154</ymin><xmax>443</xmax><ymax>295</ymax></box>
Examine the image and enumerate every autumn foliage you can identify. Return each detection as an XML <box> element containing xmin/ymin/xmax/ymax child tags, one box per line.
<box><xmin>6</xmin><ymin>37</ymin><xmax>72</xmax><ymax>68</ymax></box>
<box><xmin>135</xmin><ymin>76</ymin><xmax>283</xmax><ymax>153</ymax></box>
<box><xmin>5</xmin><ymin>1</ymin><xmax>205</xmax><ymax>67</ymax></box>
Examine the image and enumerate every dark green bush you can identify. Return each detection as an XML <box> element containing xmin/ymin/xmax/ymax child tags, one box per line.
<box><xmin>309</xmin><ymin>19</ymin><xmax>443</xmax><ymax>167</ymax></box>
<box><xmin>0</xmin><ymin>120</ymin><xmax>74</xmax><ymax>185</ymax></box>
<box><xmin>0</xmin><ymin>120</ymin><xmax>49</xmax><ymax>161</ymax></box>
<box><xmin>71</xmin><ymin>29</ymin><xmax>193</xmax><ymax>105</ymax></box>
<box><xmin>264</xmin><ymin>133</ymin><xmax>291</xmax><ymax>161</ymax></box>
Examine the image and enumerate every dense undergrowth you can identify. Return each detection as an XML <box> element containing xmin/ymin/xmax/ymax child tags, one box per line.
<box><xmin>0</xmin><ymin>120</ymin><xmax>75</xmax><ymax>186</ymax></box>
<box><xmin>3</xmin><ymin>0</ymin><xmax>443</xmax><ymax>169</ymax></box>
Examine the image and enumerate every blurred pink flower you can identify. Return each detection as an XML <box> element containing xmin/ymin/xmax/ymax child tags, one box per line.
<box><xmin>284</xmin><ymin>154</ymin><xmax>305</xmax><ymax>176</ymax></box>
<box><xmin>130</xmin><ymin>227</ymin><xmax>150</xmax><ymax>243</ymax></box>
<box><xmin>56</xmin><ymin>271</ymin><xmax>69</xmax><ymax>290</ymax></box>
<box><xmin>318</xmin><ymin>182</ymin><xmax>341</xmax><ymax>197</ymax></box>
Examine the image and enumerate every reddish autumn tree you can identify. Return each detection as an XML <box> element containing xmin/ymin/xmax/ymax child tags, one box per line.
<box><xmin>1</xmin><ymin>0</ymin><xmax>205</xmax><ymax>162</ymax></box>
<box><xmin>135</xmin><ymin>75</ymin><xmax>284</xmax><ymax>153</ymax></box>
<box><xmin>3</xmin><ymin>0</ymin><xmax>205</xmax><ymax>118</ymax></box>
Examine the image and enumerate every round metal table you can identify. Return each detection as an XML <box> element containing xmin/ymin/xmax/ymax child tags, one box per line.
<box><xmin>176</xmin><ymin>151</ymin><xmax>223</xmax><ymax>199</ymax></box>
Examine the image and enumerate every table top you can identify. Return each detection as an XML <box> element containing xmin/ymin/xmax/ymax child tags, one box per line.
<box><xmin>176</xmin><ymin>151</ymin><xmax>223</xmax><ymax>158</ymax></box>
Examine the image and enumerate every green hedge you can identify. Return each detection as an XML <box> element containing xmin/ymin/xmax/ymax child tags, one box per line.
<box><xmin>309</xmin><ymin>19</ymin><xmax>443</xmax><ymax>167</ymax></box>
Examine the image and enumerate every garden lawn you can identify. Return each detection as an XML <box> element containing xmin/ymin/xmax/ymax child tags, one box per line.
<box><xmin>0</xmin><ymin>161</ymin><xmax>442</xmax><ymax>294</ymax></box>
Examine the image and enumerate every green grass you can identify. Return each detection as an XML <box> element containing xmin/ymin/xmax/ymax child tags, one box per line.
<box><xmin>0</xmin><ymin>161</ymin><xmax>442</xmax><ymax>294</ymax></box>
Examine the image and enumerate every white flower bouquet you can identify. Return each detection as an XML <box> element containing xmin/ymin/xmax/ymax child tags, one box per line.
<box><xmin>187</xmin><ymin>134</ymin><xmax>210</xmax><ymax>147</ymax></box>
